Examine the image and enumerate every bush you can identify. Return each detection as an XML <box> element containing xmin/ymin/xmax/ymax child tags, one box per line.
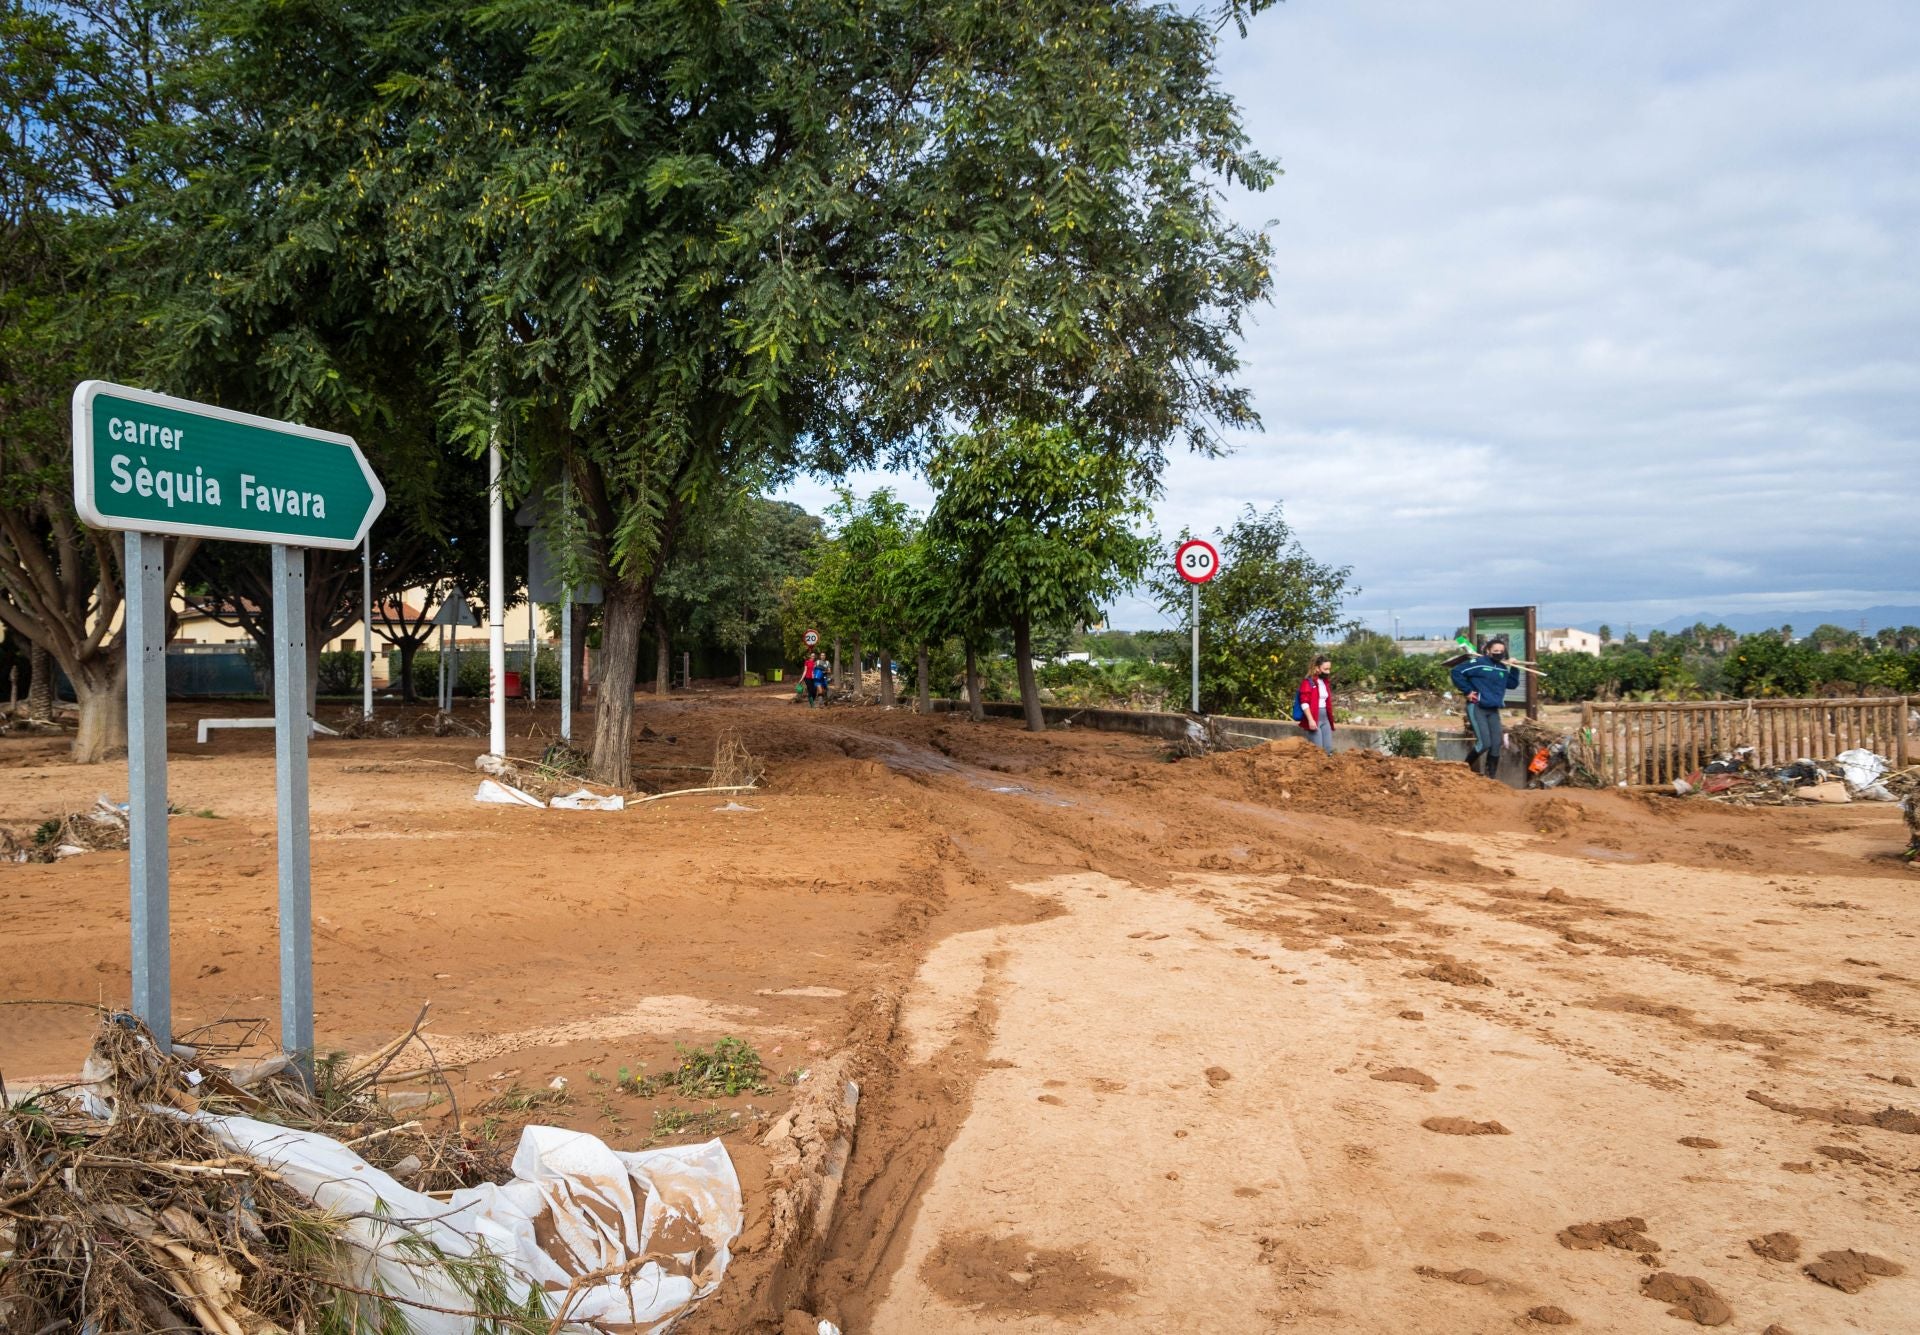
<box><xmin>1035</xmin><ymin>658</ymin><xmax>1180</xmax><ymax>710</ymax></box>
<box><xmin>398</xmin><ymin>647</ymin><xmax>561</xmax><ymax>698</ymax></box>
<box><xmin>1379</xmin><ymin>725</ymin><xmax>1432</xmax><ymax>759</ymax></box>
<box><xmin>314</xmin><ymin>649</ymin><xmax>361</xmax><ymax>696</ymax></box>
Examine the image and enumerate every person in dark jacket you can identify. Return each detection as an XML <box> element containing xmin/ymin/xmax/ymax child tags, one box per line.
<box><xmin>1296</xmin><ymin>654</ymin><xmax>1335</xmax><ymax>753</ymax></box>
<box><xmin>1450</xmin><ymin>637</ymin><xmax>1521</xmax><ymax>777</ymax></box>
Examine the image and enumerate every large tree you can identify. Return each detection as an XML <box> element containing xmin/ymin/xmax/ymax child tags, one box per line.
<box><xmin>653</xmin><ymin>493</ymin><xmax>822</xmax><ymax>689</ymax></box>
<box><xmin>0</xmin><ymin>0</ymin><xmax>200</xmax><ymax>760</ymax></box>
<box><xmin>927</xmin><ymin>421</ymin><xmax>1153</xmax><ymax>731</ymax></box>
<box><xmin>120</xmin><ymin>0</ymin><xmax>1273</xmax><ymax>783</ymax></box>
<box><xmin>366</xmin><ymin>0</ymin><xmax>1269</xmax><ymax>782</ymax></box>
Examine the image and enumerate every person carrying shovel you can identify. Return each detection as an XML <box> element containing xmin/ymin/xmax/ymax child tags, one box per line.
<box><xmin>1450</xmin><ymin>637</ymin><xmax>1521</xmax><ymax>778</ymax></box>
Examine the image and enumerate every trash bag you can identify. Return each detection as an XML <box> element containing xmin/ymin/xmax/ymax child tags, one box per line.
<box><xmin>1774</xmin><ymin>760</ymin><xmax>1821</xmax><ymax>787</ymax></box>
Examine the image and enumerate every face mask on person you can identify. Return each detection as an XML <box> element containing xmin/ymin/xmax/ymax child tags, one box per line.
<box><xmin>1487</xmin><ymin>646</ymin><xmax>1508</xmax><ymax>662</ymax></box>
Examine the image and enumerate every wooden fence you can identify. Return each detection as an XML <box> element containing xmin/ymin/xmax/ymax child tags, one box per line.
<box><xmin>1581</xmin><ymin>696</ymin><xmax>1915</xmax><ymax>787</ymax></box>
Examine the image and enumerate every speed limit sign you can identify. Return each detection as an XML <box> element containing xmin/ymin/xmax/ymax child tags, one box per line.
<box><xmin>1175</xmin><ymin>538</ymin><xmax>1221</xmax><ymax>584</ymax></box>
<box><xmin>803</xmin><ymin>629</ymin><xmax>820</xmax><ymax>647</ymax></box>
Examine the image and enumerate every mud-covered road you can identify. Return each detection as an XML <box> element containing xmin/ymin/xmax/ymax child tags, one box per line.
<box><xmin>3</xmin><ymin>691</ymin><xmax>1914</xmax><ymax>1331</ymax></box>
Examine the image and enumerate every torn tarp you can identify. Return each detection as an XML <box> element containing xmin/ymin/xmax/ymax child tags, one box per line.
<box><xmin>204</xmin><ymin>1116</ymin><xmax>741</xmax><ymax>1332</ymax></box>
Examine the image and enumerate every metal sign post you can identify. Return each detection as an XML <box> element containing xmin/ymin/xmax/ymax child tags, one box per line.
<box><xmin>517</xmin><ymin>481</ymin><xmax>602</xmax><ymax>743</ymax></box>
<box><xmin>271</xmin><ymin>545</ymin><xmax>313</xmax><ymax>1066</ymax></box>
<box><xmin>72</xmin><ymin>380</ymin><xmax>383</xmax><ymax>1072</ymax></box>
<box><xmin>1191</xmin><ymin>584</ymin><xmax>1200</xmax><ymax>713</ymax></box>
<box><xmin>361</xmin><ymin>537</ymin><xmax>374</xmax><ymax>718</ymax></box>
<box><xmin>1175</xmin><ymin>537</ymin><xmax>1221</xmax><ymax>714</ymax></box>
<box><xmin>125</xmin><ymin>530</ymin><xmax>171</xmax><ymax>1040</ymax></box>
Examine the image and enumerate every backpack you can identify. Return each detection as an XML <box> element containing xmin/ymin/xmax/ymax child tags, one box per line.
<box><xmin>1291</xmin><ymin>698</ymin><xmax>1305</xmax><ymax>723</ymax></box>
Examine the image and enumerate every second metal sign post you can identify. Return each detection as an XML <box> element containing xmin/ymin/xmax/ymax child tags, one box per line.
<box><xmin>1175</xmin><ymin>537</ymin><xmax>1221</xmax><ymax>713</ymax></box>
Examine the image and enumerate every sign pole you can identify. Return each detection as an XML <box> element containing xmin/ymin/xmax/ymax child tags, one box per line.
<box><xmin>487</xmin><ymin>415</ymin><xmax>507</xmax><ymax>759</ymax></box>
<box><xmin>1191</xmin><ymin>582</ymin><xmax>1200</xmax><ymax>714</ymax></box>
<box><xmin>272</xmin><ymin>544</ymin><xmax>314</xmax><ymax>1077</ymax></box>
<box><xmin>560</xmin><ymin>588</ymin><xmax>573</xmax><ymax>741</ymax></box>
<box><xmin>361</xmin><ymin>536</ymin><xmax>373</xmax><ymax>718</ymax></box>
<box><xmin>125</xmin><ymin>530</ymin><xmax>171</xmax><ymax>1044</ymax></box>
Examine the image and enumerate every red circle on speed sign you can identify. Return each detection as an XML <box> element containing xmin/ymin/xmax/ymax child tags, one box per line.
<box><xmin>1175</xmin><ymin>538</ymin><xmax>1220</xmax><ymax>584</ymax></box>
<box><xmin>803</xmin><ymin>629</ymin><xmax>820</xmax><ymax>646</ymax></box>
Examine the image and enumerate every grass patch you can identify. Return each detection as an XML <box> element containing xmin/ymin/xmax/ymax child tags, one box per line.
<box><xmin>619</xmin><ymin>1037</ymin><xmax>771</xmax><ymax>1100</ymax></box>
<box><xmin>649</xmin><ymin>1105</ymin><xmax>725</xmax><ymax>1142</ymax></box>
<box><xmin>476</xmin><ymin>1083</ymin><xmax>573</xmax><ymax>1116</ymax></box>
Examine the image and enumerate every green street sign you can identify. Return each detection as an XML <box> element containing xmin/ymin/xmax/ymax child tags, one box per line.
<box><xmin>72</xmin><ymin>381</ymin><xmax>385</xmax><ymax>549</ymax></box>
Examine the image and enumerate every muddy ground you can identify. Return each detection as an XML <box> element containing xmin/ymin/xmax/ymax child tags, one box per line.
<box><xmin>2</xmin><ymin>691</ymin><xmax>1916</xmax><ymax>1333</ymax></box>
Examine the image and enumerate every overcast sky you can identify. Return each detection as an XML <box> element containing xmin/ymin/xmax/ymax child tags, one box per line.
<box><xmin>780</xmin><ymin>0</ymin><xmax>1920</xmax><ymax>634</ymax></box>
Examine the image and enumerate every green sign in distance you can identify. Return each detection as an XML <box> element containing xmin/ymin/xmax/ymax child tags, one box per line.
<box><xmin>72</xmin><ymin>381</ymin><xmax>385</xmax><ymax>549</ymax></box>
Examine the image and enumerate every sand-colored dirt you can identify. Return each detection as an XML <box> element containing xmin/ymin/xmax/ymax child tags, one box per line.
<box><xmin>2</xmin><ymin>693</ymin><xmax>1915</xmax><ymax>1332</ymax></box>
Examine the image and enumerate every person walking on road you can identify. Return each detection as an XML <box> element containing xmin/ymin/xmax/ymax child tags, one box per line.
<box><xmin>1296</xmin><ymin>654</ymin><xmax>1336</xmax><ymax>754</ymax></box>
<box><xmin>802</xmin><ymin>652</ymin><xmax>821</xmax><ymax>708</ymax></box>
<box><xmin>809</xmin><ymin>653</ymin><xmax>831</xmax><ymax>708</ymax></box>
<box><xmin>1451</xmin><ymin>637</ymin><xmax>1521</xmax><ymax>778</ymax></box>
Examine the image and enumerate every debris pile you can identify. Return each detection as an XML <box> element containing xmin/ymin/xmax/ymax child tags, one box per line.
<box><xmin>1</xmin><ymin>795</ymin><xmax>130</xmax><ymax>863</ymax></box>
<box><xmin>1680</xmin><ymin>748</ymin><xmax>1919</xmax><ymax>807</ymax></box>
<box><xmin>0</xmin><ymin>1011</ymin><xmax>743</xmax><ymax>1333</ymax></box>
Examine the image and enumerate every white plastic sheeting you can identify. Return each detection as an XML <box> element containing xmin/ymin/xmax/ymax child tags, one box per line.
<box><xmin>1835</xmin><ymin>748</ymin><xmax>1896</xmax><ymax>801</ymax></box>
<box><xmin>202</xmin><ymin>1116</ymin><xmax>741</xmax><ymax>1333</ymax></box>
<box><xmin>550</xmin><ymin>788</ymin><xmax>626</xmax><ymax>811</ymax></box>
<box><xmin>475</xmin><ymin>778</ymin><xmax>545</xmax><ymax>807</ymax></box>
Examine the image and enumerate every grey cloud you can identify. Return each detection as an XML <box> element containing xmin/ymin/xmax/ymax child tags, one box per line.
<box><xmin>788</xmin><ymin>1</ymin><xmax>1920</xmax><ymax>636</ymax></box>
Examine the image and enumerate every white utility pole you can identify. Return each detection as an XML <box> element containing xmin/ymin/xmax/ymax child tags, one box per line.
<box><xmin>487</xmin><ymin>411</ymin><xmax>506</xmax><ymax>759</ymax></box>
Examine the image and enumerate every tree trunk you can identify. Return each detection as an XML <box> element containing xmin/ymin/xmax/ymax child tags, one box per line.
<box><xmin>739</xmin><ymin>645</ymin><xmax>749</xmax><ymax>688</ymax></box>
<box><xmin>965</xmin><ymin>642</ymin><xmax>984</xmax><ymax>721</ymax></box>
<box><xmin>397</xmin><ymin>639</ymin><xmax>421</xmax><ymax>703</ymax></box>
<box><xmin>1012</xmin><ymin>615</ymin><xmax>1044</xmax><ymax>732</ymax></box>
<box><xmin>848</xmin><ymin>637</ymin><xmax>863</xmax><ymax>700</ymax></box>
<box><xmin>916</xmin><ymin>644</ymin><xmax>931</xmax><ymax>713</ymax></box>
<box><xmin>653</xmin><ymin>608</ymin><xmax>670</xmax><ymax>697</ymax></box>
<box><xmin>831</xmin><ymin>639</ymin><xmax>841</xmax><ymax>684</ymax></box>
<box><xmin>27</xmin><ymin>640</ymin><xmax>55</xmax><ymax>722</ymax></box>
<box><xmin>590</xmin><ymin>585</ymin><xmax>648</xmax><ymax>787</ymax></box>
<box><xmin>878</xmin><ymin>640</ymin><xmax>895</xmax><ymax>707</ymax></box>
<box><xmin>69</xmin><ymin>659</ymin><xmax>128</xmax><ymax>763</ymax></box>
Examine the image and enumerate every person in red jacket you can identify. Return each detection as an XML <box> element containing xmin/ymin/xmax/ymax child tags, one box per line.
<box><xmin>1296</xmin><ymin>654</ymin><xmax>1334</xmax><ymax>753</ymax></box>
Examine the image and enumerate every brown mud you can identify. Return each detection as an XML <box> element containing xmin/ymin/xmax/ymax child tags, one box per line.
<box><xmin>3</xmin><ymin>694</ymin><xmax>1917</xmax><ymax>1331</ymax></box>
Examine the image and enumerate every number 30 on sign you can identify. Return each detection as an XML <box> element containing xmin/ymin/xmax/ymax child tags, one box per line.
<box><xmin>1175</xmin><ymin>538</ymin><xmax>1220</xmax><ymax>584</ymax></box>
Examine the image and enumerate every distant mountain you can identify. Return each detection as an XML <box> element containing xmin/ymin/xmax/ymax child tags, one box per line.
<box><xmin>1569</xmin><ymin>606</ymin><xmax>1920</xmax><ymax>637</ymax></box>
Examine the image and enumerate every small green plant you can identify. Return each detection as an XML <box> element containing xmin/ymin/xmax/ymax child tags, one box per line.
<box><xmin>1380</xmin><ymin>725</ymin><xmax>1433</xmax><ymax>759</ymax></box>
<box><xmin>31</xmin><ymin>818</ymin><xmax>60</xmax><ymax>847</ymax></box>
<box><xmin>666</xmin><ymin>1037</ymin><xmax>771</xmax><ymax>1098</ymax></box>
<box><xmin>617</xmin><ymin>1064</ymin><xmax>659</xmax><ymax>1096</ymax></box>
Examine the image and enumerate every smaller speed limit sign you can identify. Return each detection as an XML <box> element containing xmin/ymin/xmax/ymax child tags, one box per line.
<box><xmin>803</xmin><ymin>629</ymin><xmax>820</xmax><ymax>647</ymax></box>
<box><xmin>1175</xmin><ymin>538</ymin><xmax>1221</xmax><ymax>584</ymax></box>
